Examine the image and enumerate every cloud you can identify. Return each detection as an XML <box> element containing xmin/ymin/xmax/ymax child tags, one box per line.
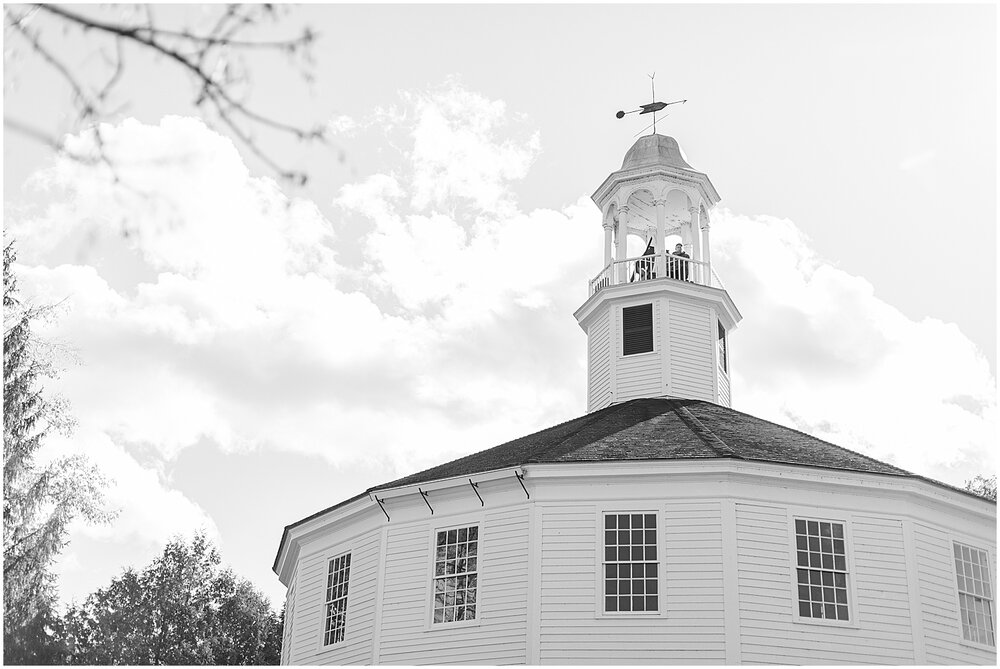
<box><xmin>38</xmin><ymin>427</ymin><xmax>218</xmax><ymax>547</ymax></box>
<box><xmin>898</xmin><ymin>150</ymin><xmax>936</xmax><ymax>171</ymax></box>
<box><xmin>9</xmin><ymin>82</ymin><xmax>994</xmax><ymax>517</ymax></box>
<box><xmin>712</xmin><ymin>210</ymin><xmax>995</xmax><ymax>484</ymax></box>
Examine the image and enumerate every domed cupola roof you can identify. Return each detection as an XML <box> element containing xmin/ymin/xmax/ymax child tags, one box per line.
<box><xmin>621</xmin><ymin>134</ymin><xmax>694</xmax><ymax>171</ymax></box>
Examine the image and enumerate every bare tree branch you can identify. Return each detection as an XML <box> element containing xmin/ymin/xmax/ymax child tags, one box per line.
<box><xmin>5</xmin><ymin>3</ymin><xmax>325</xmax><ymax>185</ymax></box>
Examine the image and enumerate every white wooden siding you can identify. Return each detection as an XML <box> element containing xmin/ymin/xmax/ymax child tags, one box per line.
<box><xmin>667</xmin><ymin>299</ymin><xmax>715</xmax><ymax>401</ymax></box>
<box><xmin>289</xmin><ymin>528</ymin><xmax>381</xmax><ymax>665</ymax></box>
<box><xmin>588</xmin><ymin>310</ymin><xmax>612</xmax><ymax>412</ymax></box>
<box><xmin>376</xmin><ymin>507</ymin><xmax>530</xmax><ymax>665</ymax></box>
<box><xmin>734</xmin><ymin>504</ymin><xmax>917</xmax><ymax>664</ymax></box>
<box><xmin>281</xmin><ymin>569</ymin><xmax>296</xmax><ymax>665</ymax></box>
<box><xmin>537</xmin><ymin>501</ymin><xmax>726</xmax><ymax>665</ymax></box>
<box><xmin>615</xmin><ymin>302</ymin><xmax>662</xmax><ymax>402</ymax></box>
<box><xmin>718</xmin><ymin>369</ymin><xmax>731</xmax><ymax>406</ymax></box>
<box><xmin>913</xmin><ymin>521</ymin><xmax>996</xmax><ymax>665</ymax></box>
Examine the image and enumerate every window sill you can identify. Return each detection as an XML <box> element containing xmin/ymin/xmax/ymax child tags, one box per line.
<box><xmin>620</xmin><ymin>350</ymin><xmax>657</xmax><ymax>359</ymax></box>
<box><xmin>958</xmin><ymin>638</ymin><xmax>996</xmax><ymax>653</ymax></box>
<box><xmin>792</xmin><ymin>615</ymin><xmax>859</xmax><ymax>630</ymax></box>
<box><xmin>595</xmin><ymin>611</ymin><xmax>664</xmax><ymax>619</ymax></box>
<box><xmin>426</xmin><ymin>617</ymin><xmax>482</xmax><ymax>632</ymax></box>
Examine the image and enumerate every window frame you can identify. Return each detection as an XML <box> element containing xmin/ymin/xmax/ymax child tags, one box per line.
<box><xmin>717</xmin><ymin>319</ymin><xmax>728</xmax><ymax>374</ymax></box>
<box><xmin>425</xmin><ymin>519</ymin><xmax>483</xmax><ymax>631</ymax></box>
<box><xmin>621</xmin><ymin>303</ymin><xmax>655</xmax><ymax>357</ymax></box>
<box><xmin>952</xmin><ymin>539</ymin><xmax>996</xmax><ymax>649</ymax></box>
<box><xmin>317</xmin><ymin>549</ymin><xmax>352</xmax><ymax>651</ymax></box>
<box><xmin>594</xmin><ymin>504</ymin><xmax>666</xmax><ymax>619</ymax></box>
<box><xmin>786</xmin><ymin>511</ymin><xmax>860</xmax><ymax>629</ymax></box>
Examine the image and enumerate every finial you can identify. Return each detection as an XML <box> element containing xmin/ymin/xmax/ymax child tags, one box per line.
<box><xmin>615</xmin><ymin>73</ymin><xmax>686</xmax><ymax>136</ymax></box>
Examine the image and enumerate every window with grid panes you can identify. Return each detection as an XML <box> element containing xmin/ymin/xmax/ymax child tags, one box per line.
<box><xmin>954</xmin><ymin>542</ymin><xmax>995</xmax><ymax>646</ymax></box>
<box><xmin>603</xmin><ymin>512</ymin><xmax>658</xmax><ymax>613</ymax></box>
<box><xmin>322</xmin><ymin>552</ymin><xmax>351</xmax><ymax>646</ymax></box>
<box><xmin>794</xmin><ymin>519</ymin><xmax>849</xmax><ymax>621</ymax></box>
<box><xmin>432</xmin><ymin>525</ymin><xmax>478</xmax><ymax>624</ymax></box>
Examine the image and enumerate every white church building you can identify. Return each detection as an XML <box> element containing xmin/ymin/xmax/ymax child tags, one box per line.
<box><xmin>272</xmin><ymin>133</ymin><xmax>997</xmax><ymax>665</ymax></box>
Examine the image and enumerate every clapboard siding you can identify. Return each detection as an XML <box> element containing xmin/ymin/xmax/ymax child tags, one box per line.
<box><xmin>288</xmin><ymin>528</ymin><xmax>381</xmax><ymax>665</ymax></box>
<box><xmin>538</xmin><ymin>501</ymin><xmax>726</xmax><ymax>664</ymax></box>
<box><xmin>281</xmin><ymin>568</ymin><xmax>297</xmax><ymax>665</ymax></box>
<box><xmin>667</xmin><ymin>299</ymin><xmax>714</xmax><ymax>400</ymax></box>
<box><xmin>614</xmin><ymin>301</ymin><xmax>662</xmax><ymax>402</ymax></box>
<box><xmin>913</xmin><ymin>522</ymin><xmax>996</xmax><ymax>665</ymax></box>
<box><xmin>376</xmin><ymin>507</ymin><xmax>529</xmax><ymax>665</ymax></box>
<box><xmin>588</xmin><ymin>310</ymin><xmax>612</xmax><ymax>412</ymax></box>
<box><xmin>735</xmin><ymin>504</ymin><xmax>918</xmax><ymax>664</ymax></box>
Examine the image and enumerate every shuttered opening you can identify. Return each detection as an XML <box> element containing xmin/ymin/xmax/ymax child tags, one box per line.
<box><xmin>718</xmin><ymin>320</ymin><xmax>728</xmax><ymax>372</ymax></box>
<box><xmin>622</xmin><ymin>304</ymin><xmax>654</xmax><ymax>355</ymax></box>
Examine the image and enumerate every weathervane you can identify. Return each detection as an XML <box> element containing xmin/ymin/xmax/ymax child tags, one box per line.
<box><xmin>616</xmin><ymin>73</ymin><xmax>686</xmax><ymax>136</ymax></box>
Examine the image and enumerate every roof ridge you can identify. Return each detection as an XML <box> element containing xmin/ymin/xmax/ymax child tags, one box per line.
<box><xmin>670</xmin><ymin>400</ymin><xmax>741</xmax><ymax>458</ymax></box>
<box><xmin>526</xmin><ymin>400</ymin><xmax>636</xmax><ymax>463</ymax></box>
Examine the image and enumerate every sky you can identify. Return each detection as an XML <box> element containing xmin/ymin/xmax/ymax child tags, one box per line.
<box><xmin>3</xmin><ymin>4</ymin><xmax>996</xmax><ymax>609</ymax></box>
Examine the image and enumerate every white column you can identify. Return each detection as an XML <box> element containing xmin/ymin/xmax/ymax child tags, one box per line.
<box><xmin>700</xmin><ymin>207</ymin><xmax>712</xmax><ymax>285</ymax></box>
<box><xmin>689</xmin><ymin>206</ymin><xmax>702</xmax><ymax>283</ymax></box>
<box><xmin>688</xmin><ymin>206</ymin><xmax>702</xmax><ymax>258</ymax></box>
<box><xmin>603</xmin><ymin>221</ymin><xmax>614</xmax><ymax>268</ymax></box>
<box><xmin>616</xmin><ymin>207</ymin><xmax>629</xmax><ymax>284</ymax></box>
<box><xmin>654</xmin><ymin>198</ymin><xmax>667</xmax><ymax>278</ymax></box>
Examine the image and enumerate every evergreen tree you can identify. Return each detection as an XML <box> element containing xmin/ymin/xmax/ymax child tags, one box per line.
<box><xmin>64</xmin><ymin>533</ymin><xmax>283</xmax><ymax>665</ymax></box>
<box><xmin>3</xmin><ymin>240</ymin><xmax>110</xmax><ymax>663</ymax></box>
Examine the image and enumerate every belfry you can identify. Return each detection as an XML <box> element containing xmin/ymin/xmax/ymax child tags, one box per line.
<box><xmin>576</xmin><ymin>133</ymin><xmax>740</xmax><ymax>411</ymax></box>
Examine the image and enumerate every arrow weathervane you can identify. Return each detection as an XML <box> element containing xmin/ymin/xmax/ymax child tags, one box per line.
<box><xmin>616</xmin><ymin>73</ymin><xmax>686</xmax><ymax>135</ymax></box>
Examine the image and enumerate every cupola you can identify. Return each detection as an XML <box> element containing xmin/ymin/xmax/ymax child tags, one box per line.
<box><xmin>574</xmin><ymin>134</ymin><xmax>741</xmax><ymax>411</ymax></box>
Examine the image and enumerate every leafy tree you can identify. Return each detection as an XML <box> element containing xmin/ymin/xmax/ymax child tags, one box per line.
<box><xmin>3</xmin><ymin>240</ymin><xmax>111</xmax><ymax>663</ymax></box>
<box><xmin>64</xmin><ymin>533</ymin><xmax>282</xmax><ymax>665</ymax></box>
<box><xmin>964</xmin><ymin>474</ymin><xmax>997</xmax><ymax>502</ymax></box>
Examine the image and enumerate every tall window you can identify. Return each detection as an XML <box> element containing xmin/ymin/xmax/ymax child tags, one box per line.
<box><xmin>954</xmin><ymin>542</ymin><xmax>995</xmax><ymax>646</ymax></box>
<box><xmin>794</xmin><ymin>519</ymin><xmax>849</xmax><ymax>621</ymax></box>
<box><xmin>717</xmin><ymin>320</ymin><xmax>728</xmax><ymax>373</ymax></box>
<box><xmin>323</xmin><ymin>552</ymin><xmax>351</xmax><ymax>646</ymax></box>
<box><xmin>603</xmin><ymin>512</ymin><xmax>658</xmax><ymax>613</ymax></box>
<box><xmin>432</xmin><ymin>525</ymin><xmax>479</xmax><ymax>624</ymax></box>
<box><xmin>622</xmin><ymin>304</ymin><xmax>653</xmax><ymax>356</ymax></box>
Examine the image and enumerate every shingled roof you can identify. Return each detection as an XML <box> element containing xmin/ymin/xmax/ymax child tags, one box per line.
<box><xmin>275</xmin><ymin>398</ymin><xmax>991</xmax><ymax>574</ymax></box>
<box><xmin>372</xmin><ymin>398</ymin><xmax>911</xmax><ymax>490</ymax></box>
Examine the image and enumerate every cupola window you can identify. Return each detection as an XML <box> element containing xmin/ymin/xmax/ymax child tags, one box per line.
<box><xmin>717</xmin><ymin>320</ymin><xmax>728</xmax><ymax>373</ymax></box>
<box><xmin>622</xmin><ymin>304</ymin><xmax>654</xmax><ymax>356</ymax></box>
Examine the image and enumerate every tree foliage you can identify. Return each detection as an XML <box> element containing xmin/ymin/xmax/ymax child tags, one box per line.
<box><xmin>963</xmin><ymin>474</ymin><xmax>997</xmax><ymax>502</ymax></box>
<box><xmin>3</xmin><ymin>240</ymin><xmax>111</xmax><ymax>663</ymax></box>
<box><xmin>64</xmin><ymin>533</ymin><xmax>282</xmax><ymax>665</ymax></box>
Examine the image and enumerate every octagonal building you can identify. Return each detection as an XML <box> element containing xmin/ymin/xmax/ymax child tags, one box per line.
<box><xmin>273</xmin><ymin>134</ymin><xmax>996</xmax><ymax>665</ymax></box>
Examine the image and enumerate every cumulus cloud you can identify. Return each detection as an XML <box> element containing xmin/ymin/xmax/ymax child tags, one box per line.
<box><xmin>712</xmin><ymin>210</ymin><xmax>995</xmax><ymax>484</ymax></box>
<box><xmin>9</xmin><ymin>81</ymin><xmax>994</xmax><ymax>563</ymax></box>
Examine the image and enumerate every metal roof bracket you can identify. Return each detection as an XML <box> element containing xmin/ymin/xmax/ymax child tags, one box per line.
<box><xmin>515</xmin><ymin>471</ymin><xmax>530</xmax><ymax>499</ymax></box>
<box><xmin>419</xmin><ymin>487</ymin><xmax>434</xmax><ymax>515</ymax></box>
<box><xmin>469</xmin><ymin>478</ymin><xmax>484</xmax><ymax>506</ymax></box>
<box><xmin>372</xmin><ymin>493</ymin><xmax>390</xmax><ymax>522</ymax></box>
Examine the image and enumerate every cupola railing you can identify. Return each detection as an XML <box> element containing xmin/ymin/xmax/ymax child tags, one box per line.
<box><xmin>588</xmin><ymin>252</ymin><xmax>725</xmax><ymax>295</ymax></box>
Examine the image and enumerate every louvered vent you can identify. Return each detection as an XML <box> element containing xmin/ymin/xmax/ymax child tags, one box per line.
<box><xmin>622</xmin><ymin>304</ymin><xmax>654</xmax><ymax>355</ymax></box>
